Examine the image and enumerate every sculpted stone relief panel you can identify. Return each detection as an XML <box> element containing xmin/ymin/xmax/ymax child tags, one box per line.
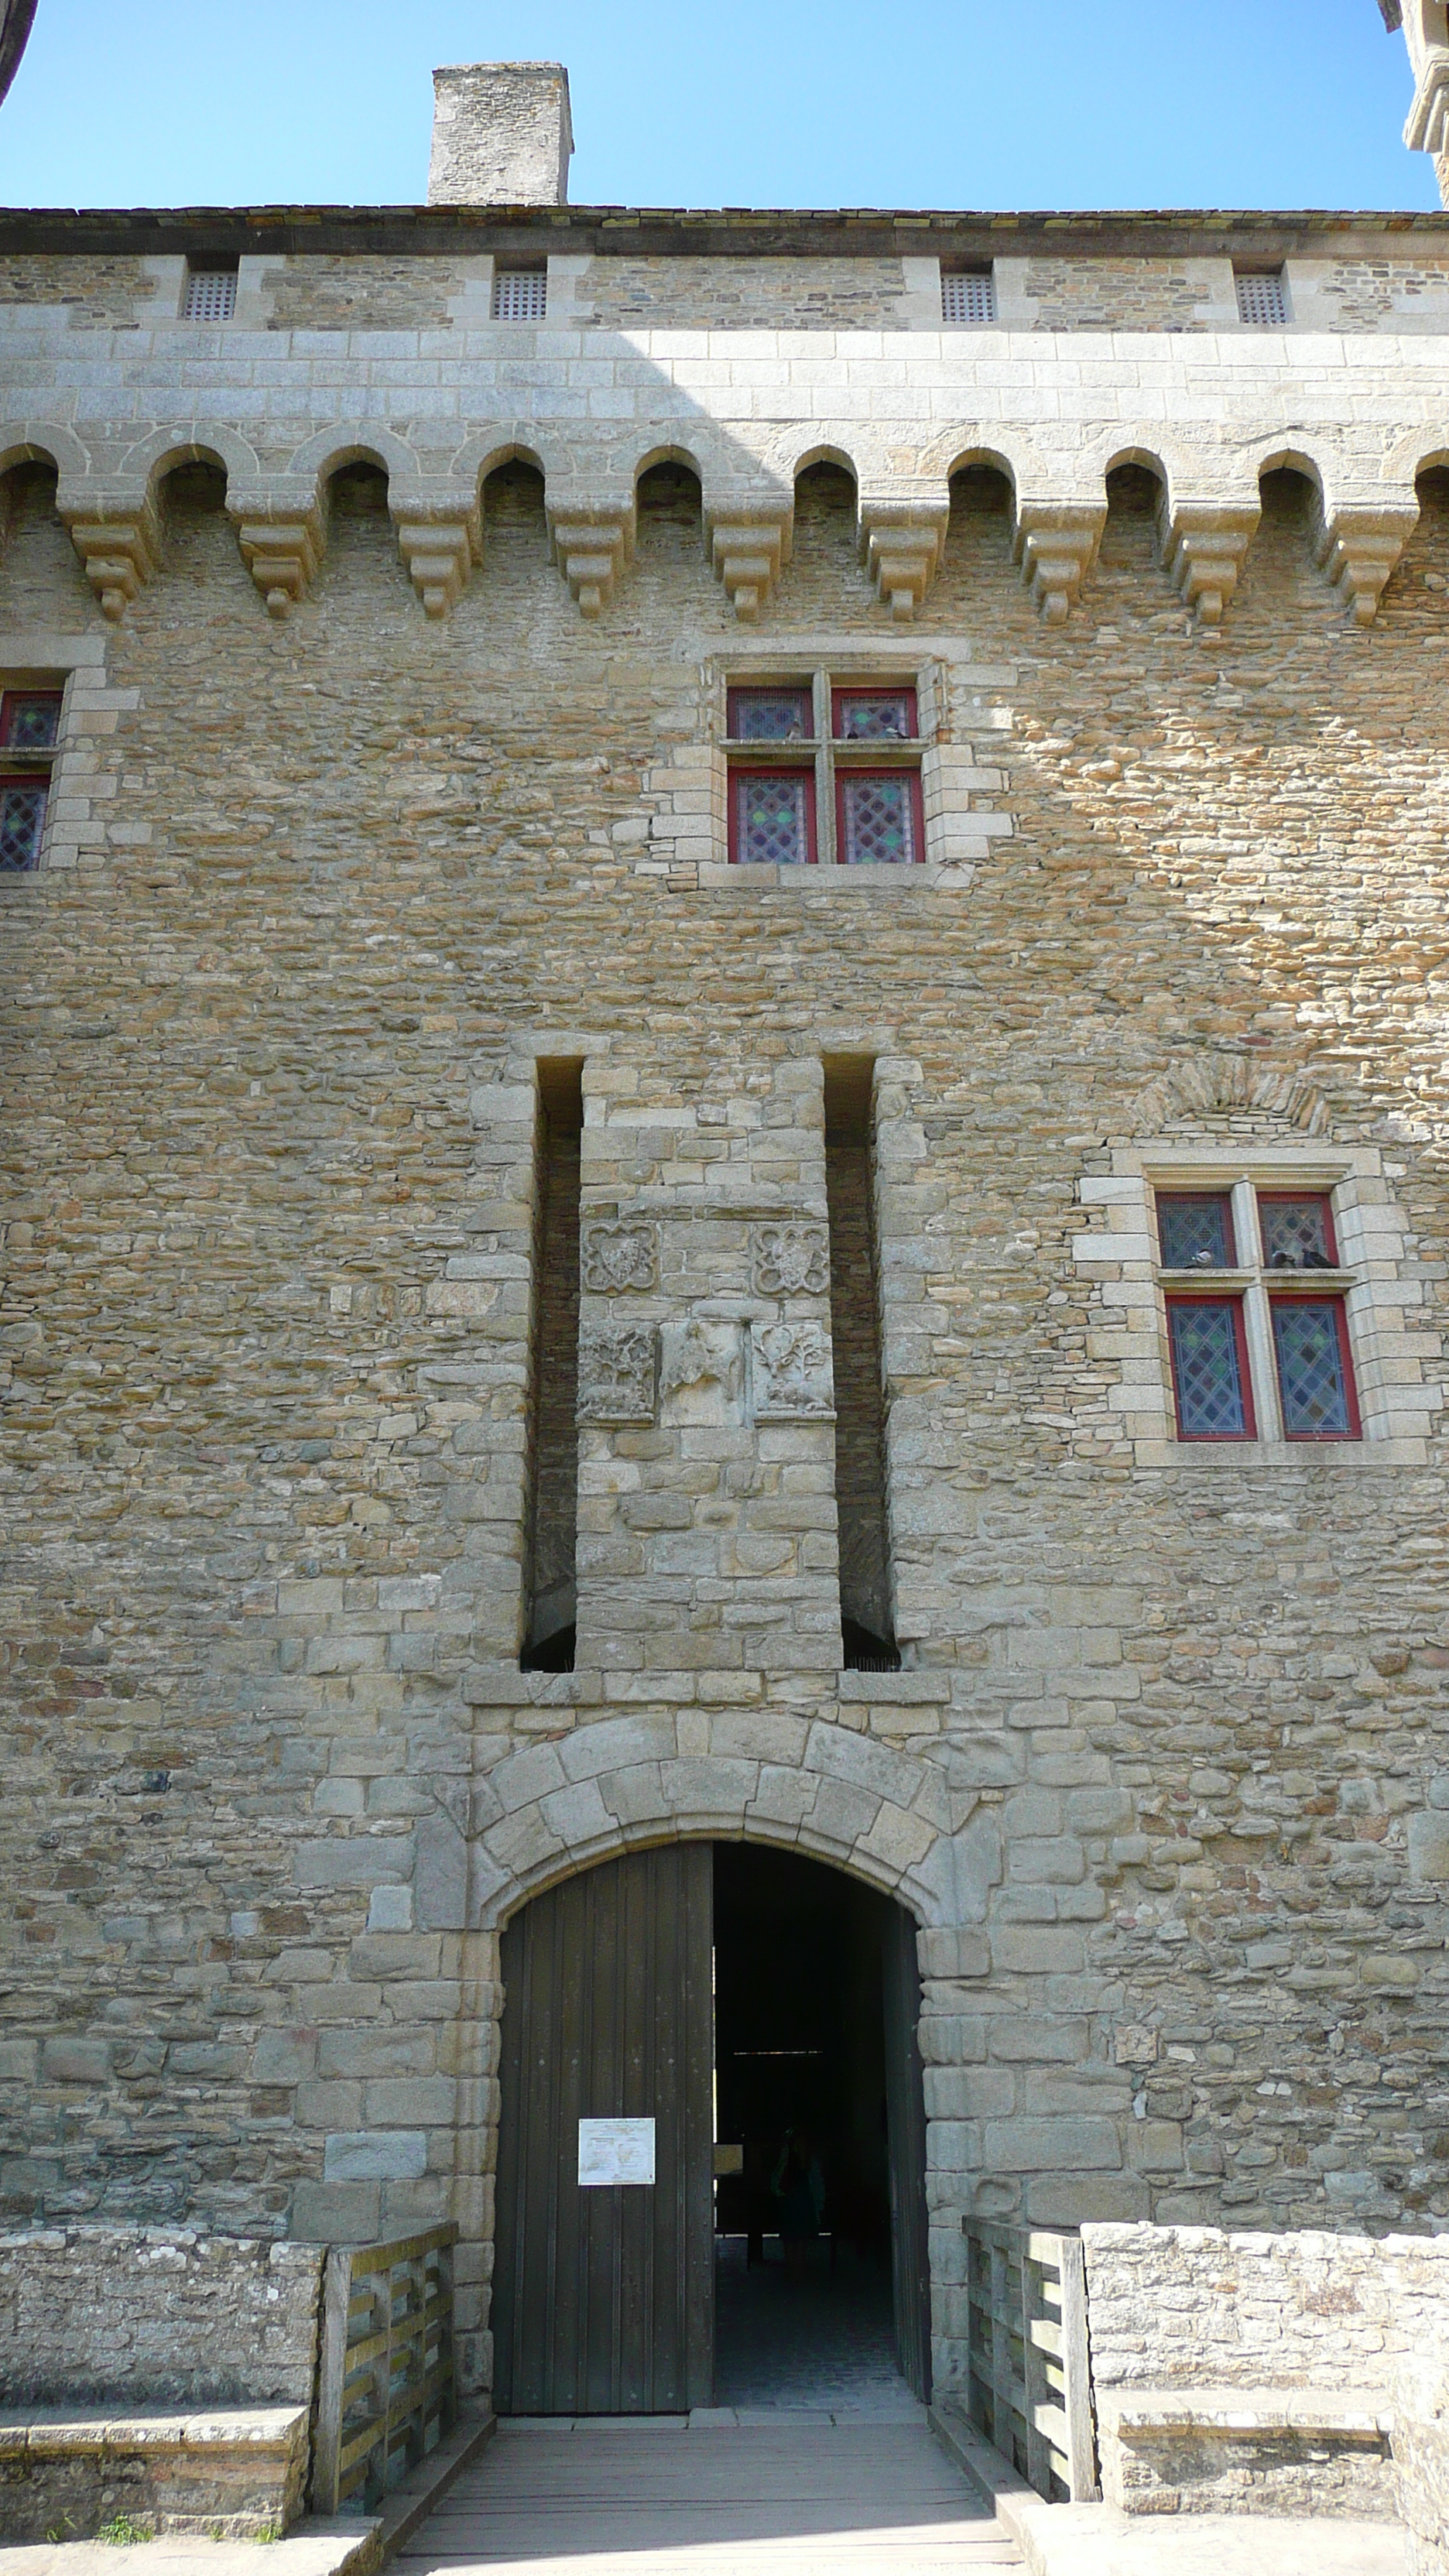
<box><xmin>658</xmin><ymin>1316</ymin><xmax>746</xmax><ymax>1424</ymax></box>
<box><xmin>750</xmin><ymin>1319</ymin><xmax>834</xmax><ymax>1420</ymax></box>
<box><xmin>577</xmin><ymin>1324</ymin><xmax>657</xmax><ymax>1424</ymax></box>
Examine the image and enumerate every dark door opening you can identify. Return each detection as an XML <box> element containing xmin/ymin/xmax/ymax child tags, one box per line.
<box><xmin>492</xmin><ymin>1839</ymin><xmax>930</xmax><ymax>2416</ymax></box>
<box><xmin>713</xmin><ymin>1843</ymin><xmax>930</xmax><ymax>2410</ymax></box>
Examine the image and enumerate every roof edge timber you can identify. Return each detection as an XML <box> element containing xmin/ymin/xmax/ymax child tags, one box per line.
<box><xmin>1</xmin><ymin>202</ymin><xmax>1447</xmax><ymax>261</ymax></box>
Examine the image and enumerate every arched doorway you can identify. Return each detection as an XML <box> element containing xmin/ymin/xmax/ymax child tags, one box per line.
<box><xmin>491</xmin><ymin>1841</ymin><xmax>930</xmax><ymax>2417</ymax></box>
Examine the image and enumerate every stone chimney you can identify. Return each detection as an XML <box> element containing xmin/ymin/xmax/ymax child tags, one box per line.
<box><xmin>427</xmin><ymin>61</ymin><xmax>573</xmax><ymax>207</ymax></box>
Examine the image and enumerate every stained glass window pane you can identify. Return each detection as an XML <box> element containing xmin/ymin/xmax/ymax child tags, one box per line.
<box><xmin>728</xmin><ymin>688</ymin><xmax>812</xmax><ymax>742</ymax></box>
<box><xmin>841</xmin><ymin>772</ymin><xmax>917</xmax><ymax>865</ymax></box>
<box><xmin>834</xmin><ymin>690</ymin><xmax>915</xmax><ymax>740</ymax></box>
<box><xmin>1273</xmin><ymin>1300</ymin><xmax>1352</xmax><ymax>1436</ymax></box>
<box><xmin>735</xmin><ymin>771</ymin><xmax>810</xmax><ymax>865</ymax></box>
<box><xmin>0</xmin><ymin>780</ymin><xmax>46</xmax><ymax>872</ymax></box>
<box><xmin>1157</xmin><ymin>1193</ymin><xmax>1234</xmax><ymax>1269</ymax></box>
<box><xmin>1260</xmin><ymin>1196</ymin><xmax>1334</xmax><ymax>1270</ymax></box>
<box><xmin>1169</xmin><ymin>1301</ymin><xmax>1249</xmax><ymax>1437</ymax></box>
<box><xmin>0</xmin><ymin>692</ymin><xmax>61</xmax><ymax>748</ymax></box>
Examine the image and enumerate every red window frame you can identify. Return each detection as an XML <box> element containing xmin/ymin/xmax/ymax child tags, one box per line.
<box><xmin>834</xmin><ymin>766</ymin><xmax>926</xmax><ymax>867</ymax></box>
<box><xmin>0</xmin><ymin>772</ymin><xmax>50</xmax><ymax>872</ymax></box>
<box><xmin>727</xmin><ymin>765</ymin><xmax>817</xmax><ymax>867</ymax></box>
<box><xmin>1256</xmin><ymin>1190</ymin><xmax>1339</xmax><ymax>1269</ymax></box>
<box><xmin>1154</xmin><ymin>1189</ymin><xmax>1238</xmax><ymax>1269</ymax></box>
<box><xmin>726</xmin><ymin>684</ymin><xmax>813</xmax><ymax>742</ymax></box>
<box><xmin>1269</xmin><ymin>1293</ymin><xmax>1362</xmax><ymax>1440</ymax></box>
<box><xmin>0</xmin><ymin>687</ymin><xmax>63</xmax><ymax>749</ymax></box>
<box><xmin>1165</xmin><ymin>1293</ymin><xmax>1257</xmax><ymax>1441</ymax></box>
<box><xmin>831</xmin><ymin>684</ymin><xmax>918</xmax><ymax>741</ymax></box>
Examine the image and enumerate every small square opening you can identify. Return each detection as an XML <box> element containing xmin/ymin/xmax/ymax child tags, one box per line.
<box><xmin>942</xmin><ymin>267</ymin><xmax>996</xmax><ymax>325</ymax></box>
<box><xmin>183</xmin><ymin>267</ymin><xmax>238</xmax><ymax>323</ymax></box>
<box><xmin>493</xmin><ymin>269</ymin><xmax>548</xmax><ymax>321</ymax></box>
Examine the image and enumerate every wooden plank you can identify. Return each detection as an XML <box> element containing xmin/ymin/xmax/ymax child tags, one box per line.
<box><xmin>958</xmin><ymin>2221</ymin><xmax>1097</xmax><ymax>2506</ymax></box>
<box><xmin>1056</xmin><ymin>2227</ymin><xmax>1098</xmax><ymax>2502</ymax></box>
<box><xmin>310</xmin><ymin>2244</ymin><xmax>354</xmax><ymax>2515</ymax></box>
<box><xmin>349</xmin><ymin>2223</ymin><xmax>457</xmax><ymax>2273</ymax></box>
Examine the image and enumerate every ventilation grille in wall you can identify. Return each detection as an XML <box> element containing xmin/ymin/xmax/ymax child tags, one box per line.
<box><xmin>1235</xmin><ymin>268</ymin><xmax>1289</xmax><ymax>327</ymax></box>
<box><xmin>493</xmin><ymin>269</ymin><xmax>548</xmax><ymax>320</ymax></box>
<box><xmin>942</xmin><ymin>268</ymin><xmax>996</xmax><ymax>325</ymax></box>
<box><xmin>183</xmin><ymin>269</ymin><xmax>238</xmax><ymax>322</ymax></box>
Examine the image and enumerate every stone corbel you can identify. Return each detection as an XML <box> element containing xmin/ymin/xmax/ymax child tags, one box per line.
<box><xmin>547</xmin><ymin>501</ymin><xmax>635</xmax><ymax>617</ymax></box>
<box><xmin>1405</xmin><ymin>43</ymin><xmax>1449</xmax><ymax>150</ymax></box>
<box><xmin>61</xmin><ymin>495</ymin><xmax>163</xmax><ymax>622</ymax></box>
<box><xmin>392</xmin><ymin>495</ymin><xmax>483</xmax><ymax>618</ymax></box>
<box><xmin>1313</xmin><ymin>500</ymin><xmax>1420</xmax><ymax>626</ymax></box>
<box><xmin>1396</xmin><ymin>3</ymin><xmax>1449</xmax><ymax>203</ymax></box>
<box><xmin>1012</xmin><ymin>499</ymin><xmax>1107</xmax><ymax>624</ymax></box>
<box><xmin>228</xmin><ymin>492</ymin><xmax>326</xmax><ymax>618</ymax></box>
<box><xmin>706</xmin><ymin>505</ymin><xmax>793</xmax><ymax>622</ymax></box>
<box><xmin>1158</xmin><ymin>498</ymin><xmax>1261</xmax><ymax>625</ymax></box>
<box><xmin>857</xmin><ymin>496</ymin><xmax>950</xmax><ymax>620</ymax></box>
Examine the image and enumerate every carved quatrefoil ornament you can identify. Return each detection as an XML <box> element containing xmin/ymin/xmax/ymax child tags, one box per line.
<box><xmin>752</xmin><ymin>1224</ymin><xmax>829</xmax><ymax>1297</ymax></box>
<box><xmin>581</xmin><ymin>1221</ymin><xmax>658</xmax><ymax>1294</ymax></box>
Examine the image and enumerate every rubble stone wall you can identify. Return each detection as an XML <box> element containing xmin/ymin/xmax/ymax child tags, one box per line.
<box><xmin>260</xmin><ymin>258</ymin><xmax>471</xmax><ymax>331</ymax></box>
<box><xmin>0</xmin><ymin>2227</ymin><xmax>323</xmax><ymax>2405</ymax></box>
<box><xmin>0</xmin><ymin>257</ymin><xmax>149</xmax><ymax>325</ymax></box>
<box><xmin>1016</xmin><ymin>255</ymin><xmax>1220</xmax><ymax>327</ymax></box>
<box><xmin>1395</xmin><ymin>2357</ymin><xmax>1449</xmax><ymax>2575</ymax></box>
<box><xmin>1082</xmin><ymin>2221</ymin><xmax>1449</xmax><ymax>2392</ymax></box>
<box><xmin>2</xmin><ymin>280</ymin><xmax>1449</xmax><ymax>2405</ymax></box>
<box><xmin>577</xmin><ymin>255</ymin><xmax>910</xmax><ymax>328</ymax></box>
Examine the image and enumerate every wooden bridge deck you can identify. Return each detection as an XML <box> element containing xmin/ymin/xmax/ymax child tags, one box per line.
<box><xmin>396</xmin><ymin>2414</ymin><xmax>1021</xmax><ymax>2574</ymax></box>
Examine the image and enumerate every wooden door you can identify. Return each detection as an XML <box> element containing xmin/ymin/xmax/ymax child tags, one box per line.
<box><xmin>882</xmin><ymin>1900</ymin><xmax>933</xmax><ymax>2401</ymax></box>
<box><xmin>492</xmin><ymin>1843</ymin><xmax>714</xmax><ymax>2415</ymax></box>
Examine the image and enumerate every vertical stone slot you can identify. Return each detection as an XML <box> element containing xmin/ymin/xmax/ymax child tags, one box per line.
<box><xmin>824</xmin><ymin>1056</ymin><xmax>899</xmax><ymax>1671</ymax></box>
<box><xmin>521</xmin><ymin>1060</ymin><xmax>583</xmax><ymax>1671</ymax></box>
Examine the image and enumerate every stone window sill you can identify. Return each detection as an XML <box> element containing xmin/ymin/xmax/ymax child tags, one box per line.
<box><xmin>698</xmin><ymin>862</ymin><xmax>974</xmax><ymax>892</ymax></box>
<box><xmin>838</xmin><ymin>1670</ymin><xmax>951</xmax><ymax>1704</ymax></box>
<box><xmin>1129</xmin><ymin>1437</ymin><xmax>1428</xmax><ymax>1470</ymax></box>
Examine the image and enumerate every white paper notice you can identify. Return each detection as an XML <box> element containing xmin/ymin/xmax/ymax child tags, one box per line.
<box><xmin>577</xmin><ymin>2116</ymin><xmax>656</xmax><ymax>2187</ymax></box>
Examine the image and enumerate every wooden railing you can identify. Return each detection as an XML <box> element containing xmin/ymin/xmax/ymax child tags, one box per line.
<box><xmin>311</xmin><ymin>2223</ymin><xmax>457</xmax><ymax>2516</ymax></box>
<box><xmin>961</xmin><ymin>2218</ymin><xmax>1098</xmax><ymax>2502</ymax></box>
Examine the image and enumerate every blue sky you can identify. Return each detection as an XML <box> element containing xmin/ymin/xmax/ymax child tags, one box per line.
<box><xmin>0</xmin><ymin>0</ymin><xmax>1437</xmax><ymax>214</ymax></box>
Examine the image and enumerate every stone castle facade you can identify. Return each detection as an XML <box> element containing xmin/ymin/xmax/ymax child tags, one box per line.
<box><xmin>4</xmin><ymin>28</ymin><xmax>1449</xmax><ymax>2403</ymax></box>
